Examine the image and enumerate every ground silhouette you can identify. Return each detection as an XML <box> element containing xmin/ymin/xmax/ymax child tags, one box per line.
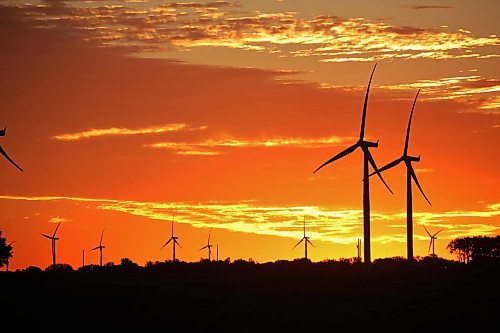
<box><xmin>1</xmin><ymin>257</ymin><xmax>498</xmax><ymax>331</ymax></box>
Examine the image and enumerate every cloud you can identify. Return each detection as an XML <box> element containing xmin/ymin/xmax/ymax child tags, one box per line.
<box><xmin>145</xmin><ymin>135</ymin><xmax>351</xmax><ymax>155</ymax></box>
<box><xmin>406</xmin><ymin>5</ymin><xmax>454</xmax><ymax>10</ymax></box>
<box><xmin>52</xmin><ymin>123</ymin><xmax>206</xmax><ymax>140</ymax></box>
<box><xmin>4</xmin><ymin>1</ymin><xmax>497</xmax><ymax>64</ymax></box>
<box><xmin>1</xmin><ymin>195</ymin><xmax>498</xmax><ymax>245</ymax></box>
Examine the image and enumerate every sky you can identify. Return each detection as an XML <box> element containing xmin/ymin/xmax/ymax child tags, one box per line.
<box><xmin>0</xmin><ymin>0</ymin><xmax>499</xmax><ymax>269</ymax></box>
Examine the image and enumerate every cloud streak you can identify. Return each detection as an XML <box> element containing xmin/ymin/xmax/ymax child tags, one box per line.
<box><xmin>1</xmin><ymin>195</ymin><xmax>498</xmax><ymax>245</ymax></box>
<box><xmin>145</xmin><ymin>135</ymin><xmax>351</xmax><ymax>155</ymax></box>
<box><xmin>52</xmin><ymin>123</ymin><xmax>206</xmax><ymax>140</ymax></box>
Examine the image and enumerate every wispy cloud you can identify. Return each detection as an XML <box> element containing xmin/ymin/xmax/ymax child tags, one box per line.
<box><xmin>52</xmin><ymin>123</ymin><xmax>206</xmax><ymax>141</ymax></box>
<box><xmin>1</xmin><ymin>195</ymin><xmax>498</xmax><ymax>244</ymax></box>
<box><xmin>145</xmin><ymin>135</ymin><xmax>351</xmax><ymax>155</ymax></box>
<box><xmin>7</xmin><ymin>2</ymin><xmax>498</xmax><ymax>64</ymax></box>
<box><xmin>405</xmin><ymin>5</ymin><xmax>454</xmax><ymax>10</ymax></box>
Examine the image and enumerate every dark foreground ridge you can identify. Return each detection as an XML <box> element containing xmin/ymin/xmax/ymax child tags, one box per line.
<box><xmin>2</xmin><ymin>258</ymin><xmax>499</xmax><ymax>331</ymax></box>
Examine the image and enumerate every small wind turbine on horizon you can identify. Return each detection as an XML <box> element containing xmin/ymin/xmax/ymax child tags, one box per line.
<box><xmin>292</xmin><ymin>216</ymin><xmax>315</xmax><ymax>260</ymax></box>
<box><xmin>368</xmin><ymin>90</ymin><xmax>431</xmax><ymax>260</ymax></box>
<box><xmin>6</xmin><ymin>241</ymin><xmax>15</xmax><ymax>272</ymax></box>
<box><xmin>0</xmin><ymin>126</ymin><xmax>23</xmax><ymax>172</ymax></box>
<box><xmin>199</xmin><ymin>228</ymin><xmax>213</xmax><ymax>261</ymax></box>
<box><xmin>313</xmin><ymin>63</ymin><xmax>393</xmax><ymax>263</ymax></box>
<box><xmin>356</xmin><ymin>239</ymin><xmax>361</xmax><ymax>260</ymax></box>
<box><xmin>91</xmin><ymin>230</ymin><xmax>106</xmax><ymax>266</ymax></box>
<box><xmin>424</xmin><ymin>226</ymin><xmax>443</xmax><ymax>257</ymax></box>
<box><xmin>42</xmin><ymin>222</ymin><xmax>61</xmax><ymax>267</ymax></box>
<box><xmin>161</xmin><ymin>218</ymin><xmax>181</xmax><ymax>262</ymax></box>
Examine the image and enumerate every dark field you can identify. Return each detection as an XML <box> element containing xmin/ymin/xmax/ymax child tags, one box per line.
<box><xmin>2</xmin><ymin>259</ymin><xmax>498</xmax><ymax>331</ymax></box>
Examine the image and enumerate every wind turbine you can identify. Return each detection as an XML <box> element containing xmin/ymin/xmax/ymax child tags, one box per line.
<box><xmin>5</xmin><ymin>241</ymin><xmax>15</xmax><ymax>272</ymax></box>
<box><xmin>199</xmin><ymin>228</ymin><xmax>213</xmax><ymax>261</ymax></box>
<box><xmin>368</xmin><ymin>90</ymin><xmax>431</xmax><ymax>260</ymax></box>
<box><xmin>42</xmin><ymin>222</ymin><xmax>61</xmax><ymax>266</ymax></box>
<box><xmin>0</xmin><ymin>126</ymin><xmax>23</xmax><ymax>171</ymax></box>
<box><xmin>91</xmin><ymin>230</ymin><xmax>105</xmax><ymax>266</ymax></box>
<box><xmin>313</xmin><ymin>64</ymin><xmax>393</xmax><ymax>263</ymax></box>
<box><xmin>292</xmin><ymin>216</ymin><xmax>315</xmax><ymax>260</ymax></box>
<box><xmin>424</xmin><ymin>226</ymin><xmax>443</xmax><ymax>257</ymax></box>
<box><xmin>356</xmin><ymin>239</ymin><xmax>361</xmax><ymax>260</ymax></box>
<box><xmin>161</xmin><ymin>218</ymin><xmax>181</xmax><ymax>262</ymax></box>
<box><xmin>82</xmin><ymin>249</ymin><xmax>85</xmax><ymax>267</ymax></box>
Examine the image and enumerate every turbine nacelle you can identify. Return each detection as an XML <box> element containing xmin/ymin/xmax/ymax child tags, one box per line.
<box><xmin>360</xmin><ymin>140</ymin><xmax>378</xmax><ymax>148</ymax></box>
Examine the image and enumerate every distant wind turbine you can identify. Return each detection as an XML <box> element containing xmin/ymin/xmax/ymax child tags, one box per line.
<box><xmin>292</xmin><ymin>216</ymin><xmax>315</xmax><ymax>260</ymax></box>
<box><xmin>216</xmin><ymin>244</ymin><xmax>219</xmax><ymax>261</ymax></box>
<box><xmin>199</xmin><ymin>228</ymin><xmax>213</xmax><ymax>261</ymax></box>
<box><xmin>161</xmin><ymin>218</ymin><xmax>181</xmax><ymax>262</ymax></box>
<box><xmin>0</xmin><ymin>126</ymin><xmax>23</xmax><ymax>171</ymax></box>
<box><xmin>357</xmin><ymin>239</ymin><xmax>361</xmax><ymax>260</ymax></box>
<box><xmin>91</xmin><ymin>230</ymin><xmax>105</xmax><ymax>266</ymax></box>
<box><xmin>424</xmin><ymin>226</ymin><xmax>443</xmax><ymax>257</ymax></box>
<box><xmin>368</xmin><ymin>90</ymin><xmax>431</xmax><ymax>260</ymax></box>
<box><xmin>42</xmin><ymin>222</ymin><xmax>61</xmax><ymax>266</ymax></box>
<box><xmin>82</xmin><ymin>249</ymin><xmax>85</xmax><ymax>267</ymax></box>
<box><xmin>314</xmin><ymin>64</ymin><xmax>393</xmax><ymax>263</ymax></box>
<box><xmin>6</xmin><ymin>241</ymin><xmax>15</xmax><ymax>272</ymax></box>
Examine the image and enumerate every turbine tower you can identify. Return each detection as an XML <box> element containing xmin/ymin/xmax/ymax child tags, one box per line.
<box><xmin>368</xmin><ymin>90</ymin><xmax>431</xmax><ymax>260</ymax></box>
<box><xmin>424</xmin><ymin>226</ymin><xmax>443</xmax><ymax>257</ymax></box>
<box><xmin>6</xmin><ymin>241</ymin><xmax>15</xmax><ymax>272</ymax></box>
<box><xmin>0</xmin><ymin>126</ymin><xmax>23</xmax><ymax>171</ymax></box>
<box><xmin>91</xmin><ymin>230</ymin><xmax>105</xmax><ymax>266</ymax></box>
<box><xmin>292</xmin><ymin>216</ymin><xmax>315</xmax><ymax>260</ymax></box>
<box><xmin>199</xmin><ymin>229</ymin><xmax>213</xmax><ymax>261</ymax></box>
<box><xmin>357</xmin><ymin>239</ymin><xmax>361</xmax><ymax>260</ymax></box>
<box><xmin>42</xmin><ymin>222</ymin><xmax>61</xmax><ymax>266</ymax></box>
<box><xmin>314</xmin><ymin>64</ymin><xmax>393</xmax><ymax>263</ymax></box>
<box><xmin>161</xmin><ymin>218</ymin><xmax>181</xmax><ymax>262</ymax></box>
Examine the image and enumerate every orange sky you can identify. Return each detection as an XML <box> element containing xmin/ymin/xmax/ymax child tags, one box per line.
<box><xmin>0</xmin><ymin>0</ymin><xmax>499</xmax><ymax>269</ymax></box>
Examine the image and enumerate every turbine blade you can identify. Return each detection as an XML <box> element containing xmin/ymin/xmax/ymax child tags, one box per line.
<box><xmin>0</xmin><ymin>145</ymin><xmax>23</xmax><ymax>172</ymax></box>
<box><xmin>41</xmin><ymin>234</ymin><xmax>52</xmax><ymax>239</ymax></box>
<box><xmin>433</xmin><ymin>229</ymin><xmax>444</xmax><ymax>237</ymax></box>
<box><xmin>175</xmin><ymin>239</ymin><xmax>181</xmax><ymax>248</ymax></box>
<box><xmin>423</xmin><ymin>226</ymin><xmax>432</xmax><ymax>237</ymax></box>
<box><xmin>409</xmin><ymin>164</ymin><xmax>431</xmax><ymax>205</ymax></box>
<box><xmin>208</xmin><ymin>228</ymin><xmax>212</xmax><ymax>244</ymax></box>
<box><xmin>100</xmin><ymin>229</ymin><xmax>105</xmax><ymax>246</ymax></box>
<box><xmin>161</xmin><ymin>238</ymin><xmax>172</xmax><ymax>250</ymax></box>
<box><xmin>365</xmin><ymin>149</ymin><xmax>393</xmax><ymax>194</ymax></box>
<box><xmin>200</xmin><ymin>245</ymin><xmax>208</xmax><ymax>251</ymax></box>
<box><xmin>171</xmin><ymin>220</ymin><xmax>174</xmax><ymax>237</ymax></box>
<box><xmin>53</xmin><ymin>222</ymin><xmax>61</xmax><ymax>238</ymax></box>
<box><xmin>292</xmin><ymin>239</ymin><xmax>304</xmax><ymax>250</ymax></box>
<box><xmin>368</xmin><ymin>158</ymin><xmax>403</xmax><ymax>178</ymax></box>
<box><xmin>303</xmin><ymin>216</ymin><xmax>306</xmax><ymax>238</ymax></box>
<box><xmin>90</xmin><ymin>246</ymin><xmax>99</xmax><ymax>251</ymax></box>
<box><xmin>307</xmin><ymin>239</ymin><xmax>315</xmax><ymax>248</ymax></box>
<box><xmin>428</xmin><ymin>240</ymin><xmax>432</xmax><ymax>254</ymax></box>
<box><xmin>360</xmin><ymin>63</ymin><xmax>377</xmax><ymax>140</ymax></box>
<box><xmin>404</xmin><ymin>90</ymin><xmax>420</xmax><ymax>156</ymax></box>
<box><xmin>313</xmin><ymin>143</ymin><xmax>359</xmax><ymax>174</ymax></box>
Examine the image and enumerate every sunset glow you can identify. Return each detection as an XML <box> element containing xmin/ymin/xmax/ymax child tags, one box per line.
<box><xmin>1</xmin><ymin>0</ymin><xmax>498</xmax><ymax>269</ymax></box>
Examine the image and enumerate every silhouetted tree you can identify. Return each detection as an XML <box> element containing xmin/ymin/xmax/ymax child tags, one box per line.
<box><xmin>46</xmin><ymin>263</ymin><xmax>74</xmax><ymax>272</ymax></box>
<box><xmin>0</xmin><ymin>229</ymin><xmax>13</xmax><ymax>269</ymax></box>
<box><xmin>120</xmin><ymin>257</ymin><xmax>139</xmax><ymax>269</ymax></box>
<box><xmin>448</xmin><ymin>236</ymin><xmax>500</xmax><ymax>264</ymax></box>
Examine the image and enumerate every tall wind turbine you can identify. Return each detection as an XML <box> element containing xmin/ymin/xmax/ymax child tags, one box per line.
<box><xmin>91</xmin><ymin>230</ymin><xmax>105</xmax><ymax>266</ymax></box>
<box><xmin>199</xmin><ymin>228</ymin><xmax>213</xmax><ymax>261</ymax></box>
<box><xmin>313</xmin><ymin>64</ymin><xmax>393</xmax><ymax>263</ymax></box>
<box><xmin>0</xmin><ymin>126</ymin><xmax>23</xmax><ymax>171</ymax></box>
<box><xmin>368</xmin><ymin>90</ymin><xmax>431</xmax><ymax>260</ymax></box>
<box><xmin>42</xmin><ymin>222</ymin><xmax>61</xmax><ymax>266</ymax></box>
<box><xmin>424</xmin><ymin>226</ymin><xmax>443</xmax><ymax>257</ymax></box>
<box><xmin>161</xmin><ymin>218</ymin><xmax>181</xmax><ymax>262</ymax></box>
<box><xmin>292</xmin><ymin>216</ymin><xmax>315</xmax><ymax>260</ymax></box>
<box><xmin>6</xmin><ymin>241</ymin><xmax>15</xmax><ymax>272</ymax></box>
